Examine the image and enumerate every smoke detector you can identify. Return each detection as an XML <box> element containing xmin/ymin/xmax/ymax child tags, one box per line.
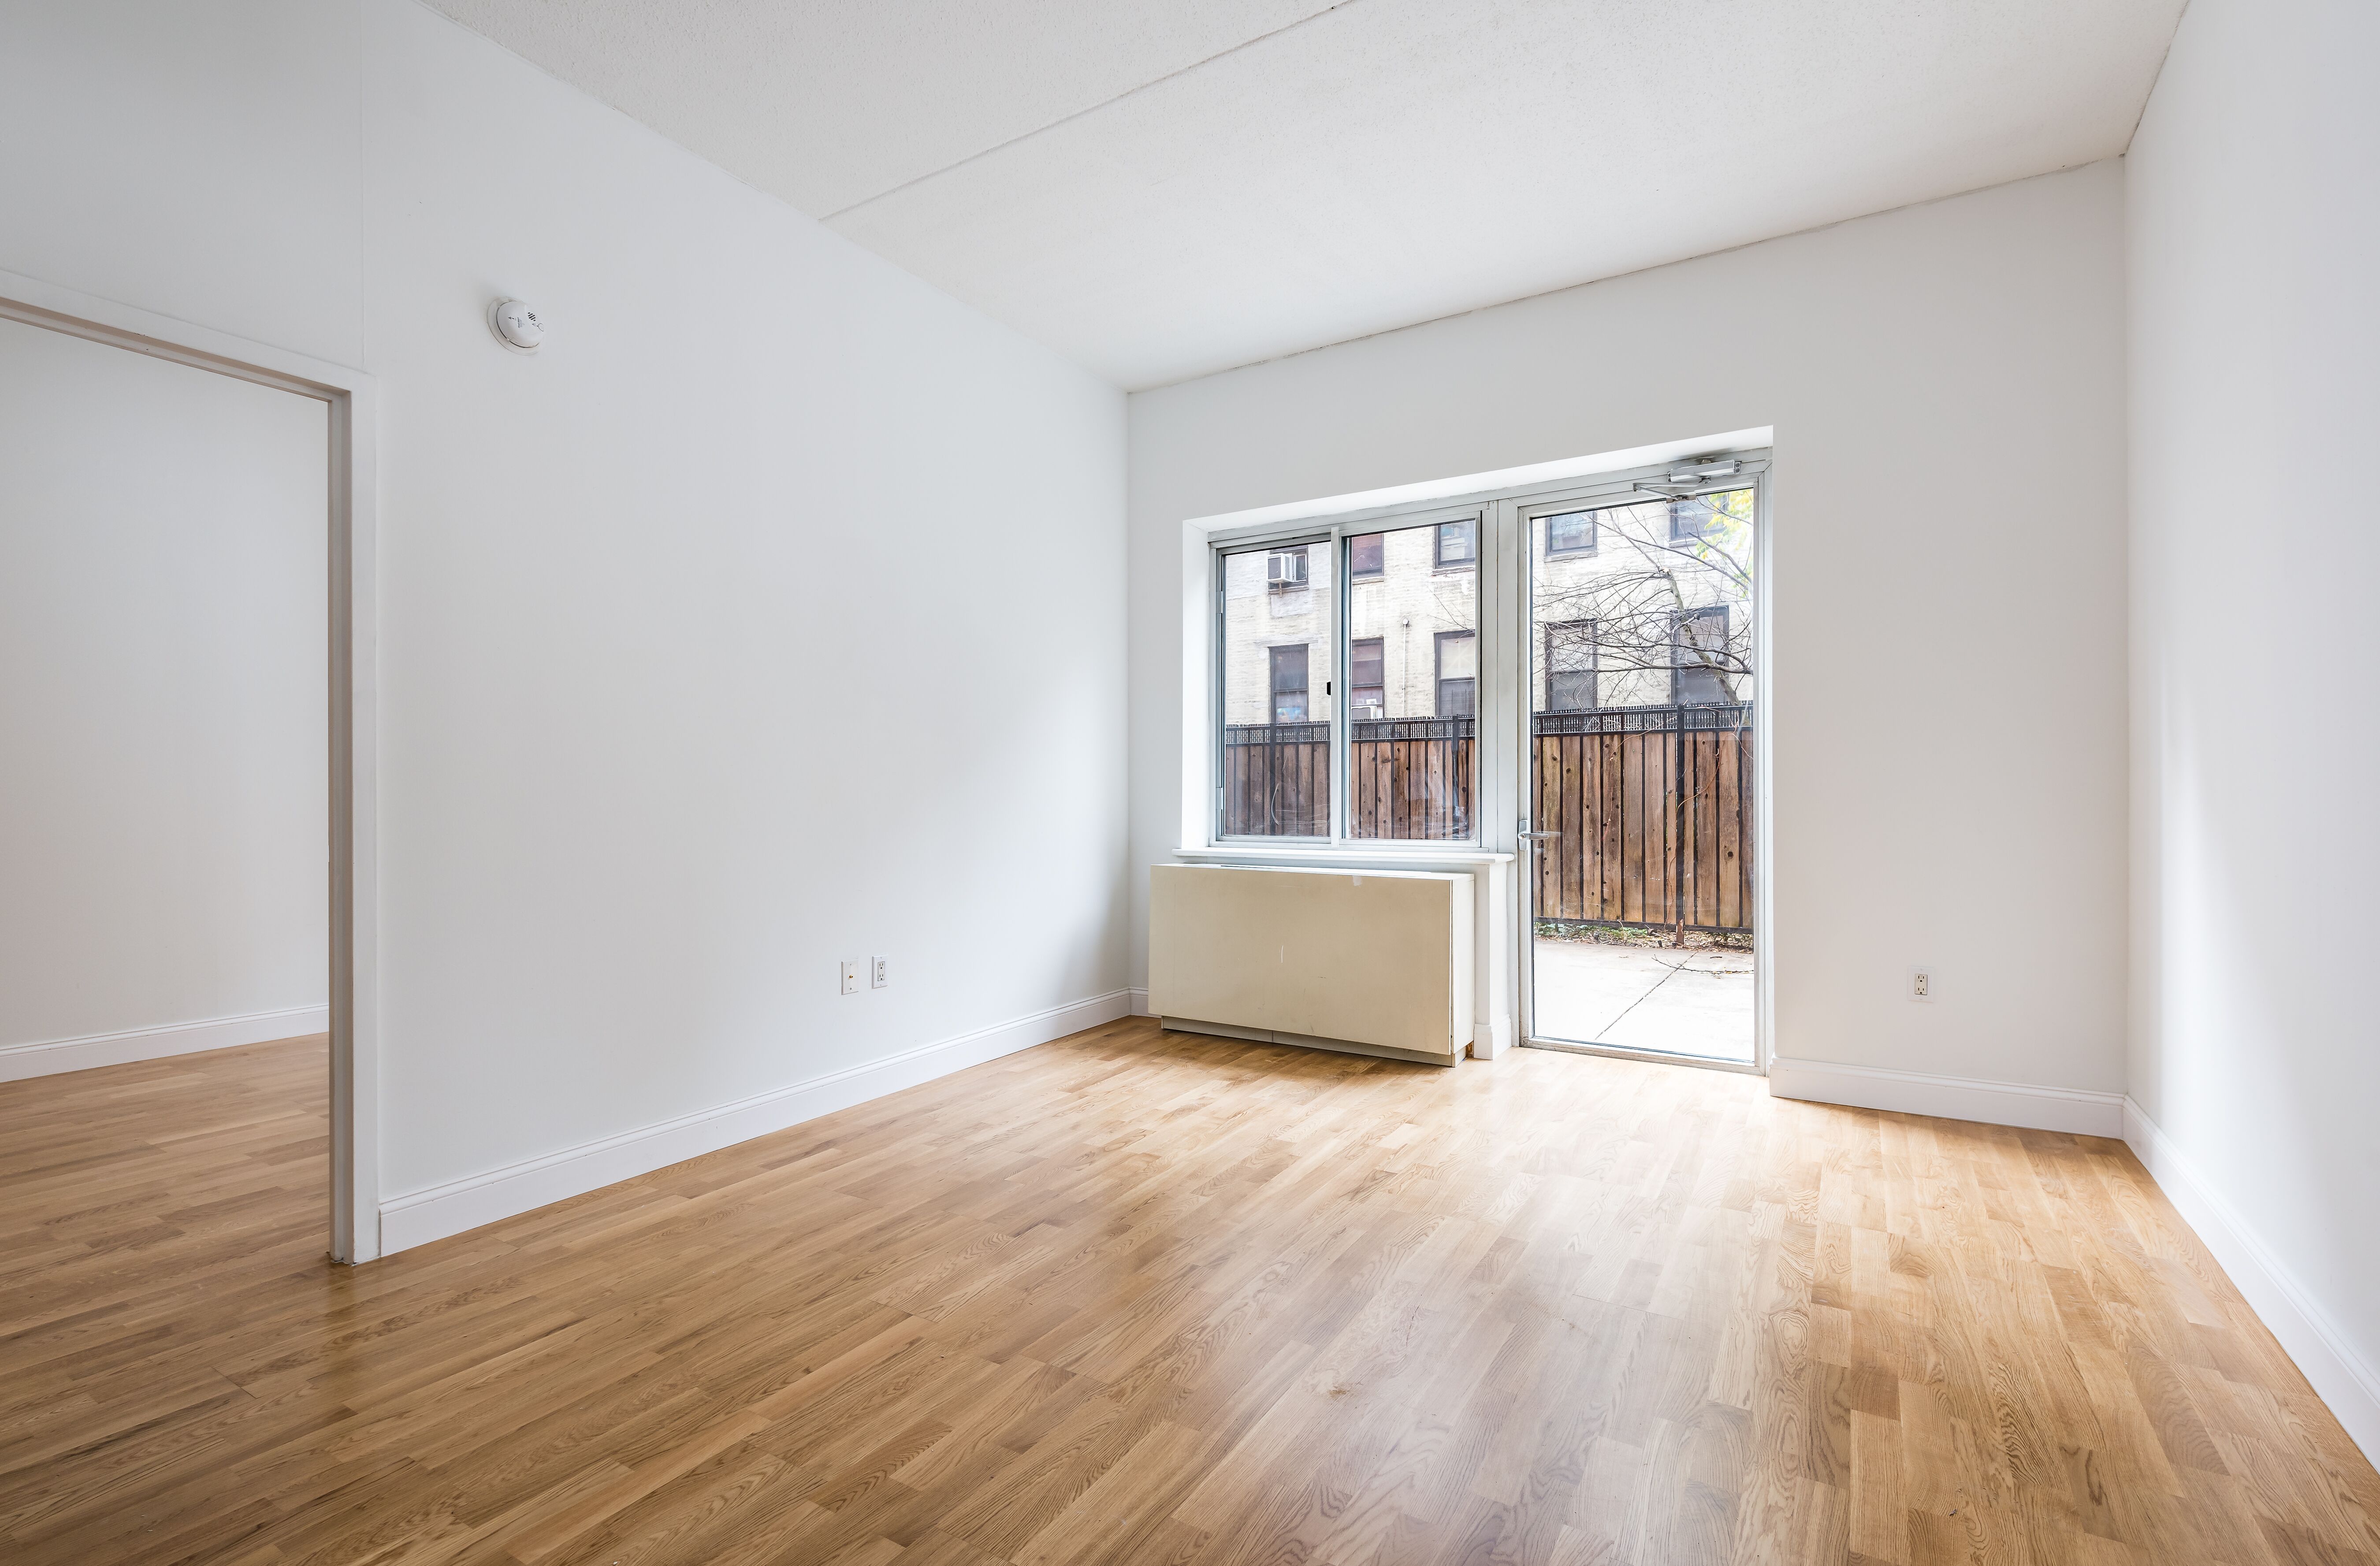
<box><xmin>487</xmin><ymin>298</ymin><xmax>544</xmax><ymax>354</ymax></box>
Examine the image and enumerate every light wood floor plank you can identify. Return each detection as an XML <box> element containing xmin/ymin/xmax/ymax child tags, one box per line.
<box><xmin>2</xmin><ymin>1020</ymin><xmax>2375</xmax><ymax>1565</ymax></box>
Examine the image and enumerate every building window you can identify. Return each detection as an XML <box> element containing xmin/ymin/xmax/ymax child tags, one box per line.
<box><xmin>1350</xmin><ymin>637</ymin><xmax>1385</xmax><ymax>721</ymax></box>
<box><xmin>1266</xmin><ymin>546</ymin><xmax>1309</xmax><ymax>591</ymax></box>
<box><xmin>1269</xmin><ymin>644</ymin><xmax>1310</xmax><ymax>722</ymax></box>
<box><xmin>1544</xmin><ymin>620</ymin><xmax>1596</xmax><ymax>710</ymax></box>
<box><xmin>1669</xmin><ymin>496</ymin><xmax>1713</xmax><ymax>542</ymax></box>
<box><xmin>1544</xmin><ymin>509</ymin><xmax>1595</xmax><ymax>557</ymax></box>
<box><xmin>1673</xmin><ymin>606</ymin><xmax>1730</xmax><ymax>704</ymax></box>
<box><xmin>1435</xmin><ymin>630</ymin><xmax>1476</xmax><ymax>717</ymax></box>
<box><xmin>1348</xmin><ymin>532</ymin><xmax>1384</xmax><ymax>579</ymax></box>
<box><xmin>1435</xmin><ymin>520</ymin><xmax>1476</xmax><ymax>569</ymax></box>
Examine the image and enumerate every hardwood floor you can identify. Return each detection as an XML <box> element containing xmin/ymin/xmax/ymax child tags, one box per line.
<box><xmin>3</xmin><ymin>1019</ymin><xmax>2375</xmax><ymax>1566</ymax></box>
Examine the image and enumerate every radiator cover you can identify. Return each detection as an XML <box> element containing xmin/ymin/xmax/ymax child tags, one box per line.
<box><xmin>1148</xmin><ymin>863</ymin><xmax>1473</xmax><ymax>1066</ymax></box>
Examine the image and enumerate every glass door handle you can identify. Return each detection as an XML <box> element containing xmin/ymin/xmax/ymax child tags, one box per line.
<box><xmin>1517</xmin><ymin>830</ymin><xmax>1560</xmax><ymax>840</ymax></box>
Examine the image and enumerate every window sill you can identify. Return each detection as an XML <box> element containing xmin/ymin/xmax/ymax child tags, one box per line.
<box><xmin>1178</xmin><ymin>844</ymin><xmax>1514</xmax><ymax>868</ymax></box>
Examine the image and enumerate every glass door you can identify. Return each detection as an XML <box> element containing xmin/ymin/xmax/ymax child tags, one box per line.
<box><xmin>1519</xmin><ymin>471</ymin><xmax>1760</xmax><ymax>1065</ymax></box>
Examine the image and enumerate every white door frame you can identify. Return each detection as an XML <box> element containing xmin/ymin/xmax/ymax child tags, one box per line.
<box><xmin>0</xmin><ymin>268</ymin><xmax>383</xmax><ymax>1263</ymax></box>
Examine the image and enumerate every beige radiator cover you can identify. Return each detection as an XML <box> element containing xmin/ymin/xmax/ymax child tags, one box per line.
<box><xmin>1148</xmin><ymin>863</ymin><xmax>1474</xmax><ymax>1065</ymax></box>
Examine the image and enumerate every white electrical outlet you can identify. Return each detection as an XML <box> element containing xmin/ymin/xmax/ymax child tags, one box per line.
<box><xmin>1910</xmin><ymin>967</ymin><xmax>1934</xmax><ymax>1003</ymax></box>
<box><xmin>840</xmin><ymin>960</ymin><xmax>861</xmax><ymax>996</ymax></box>
<box><xmin>871</xmin><ymin>955</ymin><xmax>889</xmax><ymax>990</ymax></box>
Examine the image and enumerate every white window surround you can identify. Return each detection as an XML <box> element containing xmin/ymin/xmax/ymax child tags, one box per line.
<box><xmin>1172</xmin><ymin>426</ymin><xmax>1775</xmax><ymax>1069</ymax></box>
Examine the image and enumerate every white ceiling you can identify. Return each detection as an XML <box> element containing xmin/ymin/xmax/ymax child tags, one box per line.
<box><xmin>428</xmin><ymin>0</ymin><xmax>2185</xmax><ymax>390</ymax></box>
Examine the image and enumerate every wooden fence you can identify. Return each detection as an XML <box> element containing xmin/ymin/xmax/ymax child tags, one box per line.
<box><xmin>1221</xmin><ymin>703</ymin><xmax>1754</xmax><ymax>932</ymax></box>
<box><xmin>1532</xmin><ymin>705</ymin><xmax>1753</xmax><ymax>934</ymax></box>
<box><xmin>1222</xmin><ymin>719</ymin><xmax>1473</xmax><ymax>840</ymax></box>
<box><xmin>1220</xmin><ymin>721</ymin><xmax>1330</xmax><ymax>838</ymax></box>
<box><xmin>1349</xmin><ymin>718</ymin><xmax>1474</xmax><ymax>840</ymax></box>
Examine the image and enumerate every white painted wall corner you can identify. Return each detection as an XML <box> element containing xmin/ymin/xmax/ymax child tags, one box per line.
<box><xmin>1768</xmin><ymin>1056</ymin><xmax>2123</xmax><ymax>1136</ymax></box>
<box><xmin>2123</xmin><ymin>1098</ymin><xmax>2380</xmax><ymax>1467</ymax></box>
<box><xmin>0</xmin><ymin>1005</ymin><xmax>329</xmax><ymax>1083</ymax></box>
<box><xmin>378</xmin><ymin>989</ymin><xmax>1132</xmax><ymax>1255</ymax></box>
<box><xmin>1128</xmin><ymin>987</ymin><xmax>1153</xmax><ymax>1016</ymax></box>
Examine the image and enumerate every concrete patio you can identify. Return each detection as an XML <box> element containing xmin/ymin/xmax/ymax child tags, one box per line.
<box><xmin>1531</xmin><ymin>939</ymin><xmax>1755</xmax><ymax>1062</ymax></box>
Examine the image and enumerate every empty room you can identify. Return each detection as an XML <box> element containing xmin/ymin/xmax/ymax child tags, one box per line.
<box><xmin>2</xmin><ymin>1</ymin><xmax>2374</xmax><ymax>1563</ymax></box>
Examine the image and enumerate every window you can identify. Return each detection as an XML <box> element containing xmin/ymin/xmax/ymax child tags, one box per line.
<box><xmin>1435</xmin><ymin>631</ymin><xmax>1476</xmax><ymax>718</ymax></box>
<box><xmin>1218</xmin><ymin>542</ymin><xmax>1333</xmax><ymax>837</ymax></box>
<box><xmin>1544</xmin><ymin>509</ymin><xmax>1595</xmax><ymax>557</ymax></box>
<box><xmin>1350</xmin><ymin>637</ymin><xmax>1385</xmax><ymax>721</ymax></box>
<box><xmin>1543</xmin><ymin>620</ymin><xmax>1596</xmax><ymax>710</ymax></box>
<box><xmin>1269</xmin><ymin>644</ymin><xmax>1309</xmax><ymax>721</ymax></box>
<box><xmin>1207</xmin><ymin>458</ymin><xmax>1762</xmax><ymax>865</ymax></box>
<box><xmin>1673</xmin><ymin>605</ymin><xmax>1731</xmax><ymax>704</ymax></box>
<box><xmin>1435</xmin><ymin>520</ymin><xmax>1476</xmax><ymax>569</ymax></box>
<box><xmin>1349</xmin><ymin>516</ymin><xmax>1476</xmax><ymax>840</ymax></box>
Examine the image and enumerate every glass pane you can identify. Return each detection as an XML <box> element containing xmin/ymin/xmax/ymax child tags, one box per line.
<box><xmin>1220</xmin><ymin>541</ymin><xmax>1334</xmax><ymax>837</ymax></box>
<box><xmin>1528</xmin><ymin>488</ymin><xmax>1755</xmax><ymax>1062</ymax></box>
<box><xmin>1347</xmin><ymin>516</ymin><xmax>1476</xmax><ymax>840</ymax></box>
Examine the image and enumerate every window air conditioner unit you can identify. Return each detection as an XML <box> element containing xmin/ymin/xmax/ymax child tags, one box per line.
<box><xmin>1267</xmin><ymin>551</ymin><xmax>1307</xmax><ymax>588</ymax></box>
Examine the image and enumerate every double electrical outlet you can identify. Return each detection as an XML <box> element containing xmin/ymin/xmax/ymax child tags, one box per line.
<box><xmin>840</xmin><ymin>956</ymin><xmax>890</xmax><ymax>995</ymax></box>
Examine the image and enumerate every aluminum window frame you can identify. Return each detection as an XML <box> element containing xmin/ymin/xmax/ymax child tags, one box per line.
<box><xmin>1210</xmin><ymin>498</ymin><xmax>1490</xmax><ymax>848</ymax></box>
<box><xmin>1507</xmin><ymin>456</ymin><xmax>1772</xmax><ymax>1075</ymax></box>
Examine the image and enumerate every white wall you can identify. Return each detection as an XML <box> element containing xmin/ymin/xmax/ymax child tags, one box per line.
<box><xmin>2127</xmin><ymin>0</ymin><xmax>2380</xmax><ymax>1455</ymax></box>
<box><xmin>0</xmin><ymin>316</ymin><xmax>328</xmax><ymax>1072</ymax></box>
<box><xmin>0</xmin><ymin>0</ymin><xmax>1127</xmax><ymax>1238</ymax></box>
<box><xmin>1129</xmin><ymin>162</ymin><xmax>2131</xmax><ymax>1099</ymax></box>
<box><xmin>0</xmin><ymin>1</ymin><xmax>364</xmax><ymax>367</ymax></box>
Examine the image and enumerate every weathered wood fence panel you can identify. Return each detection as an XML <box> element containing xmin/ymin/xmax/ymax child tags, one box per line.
<box><xmin>1532</xmin><ymin>705</ymin><xmax>1752</xmax><ymax>933</ymax></box>
<box><xmin>1220</xmin><ymin>720</ymin><xmax>1329</xmax><ymax>837</ymax></box>
<box><xmin>1348</xmin><ymin>718</ymin><xmax>1473</xmax><ymax>841</ymax></box>
<box><xmin>1223</xmin><ymin>720</ymin><xmax>1472</xmax><ymax>840</ymax></box>
<box><xmin>1222</xmin><ymin>705</ymin><xmax>1753</xmax><ymax>933</ymax></box>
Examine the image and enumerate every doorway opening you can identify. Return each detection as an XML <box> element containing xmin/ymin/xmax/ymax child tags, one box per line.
<box><xmin>0</xmin><ymin>274</ymin><xmax>378</xmax><ymax>1261</ymax></box>
<box><xmin>1519</xmin><ymin>464</ymin><xmax>1762</xmax><ymax>1066</ymax></box>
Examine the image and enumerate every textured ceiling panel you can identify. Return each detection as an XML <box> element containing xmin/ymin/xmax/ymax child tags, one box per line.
<box><xmin>428</xmin><ymin>0</ymin><xmax>2184</xmax><ymax>388</ymax></box>
<box><xmin>424</xmin><ymin>0</ymin><xmax>1342</xmax><ymax>215</ymax></box>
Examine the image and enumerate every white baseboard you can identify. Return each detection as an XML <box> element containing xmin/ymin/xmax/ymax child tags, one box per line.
<box><xmin>1478</xmin><ymin>1013</ymin><xmax>1515</xmax><ymax>1059</ymax></box>
<box><xmin>378</xmin><ymin>989</ymin><xmax>1132</xmax><ymax>1256</ymax></box>
<box><xmin>1768</xmin><ymin>1056</ymin><xmax>2123</xmax><ymax>1136</ymax></box>
<box><xmin>2123</xmin><ymin>1098</ymin><xmax>2380</xmax><ymax>1466</ymax></box>
<box><xmin>0</xmin><ymin>1005</ymin><xmax>328</xmax><ymax>1083</ymax></box>
<box><xmin>1128</xmin><ymin>987</ymin><xmax>1152</xmax><ymax>1016</ymax></box>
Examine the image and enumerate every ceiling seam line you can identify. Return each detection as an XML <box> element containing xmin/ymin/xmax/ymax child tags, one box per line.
<box><xmin>821</xmin><ymin>0</ymin><xmax>1364</xmax><ymax>223</ymax></box>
